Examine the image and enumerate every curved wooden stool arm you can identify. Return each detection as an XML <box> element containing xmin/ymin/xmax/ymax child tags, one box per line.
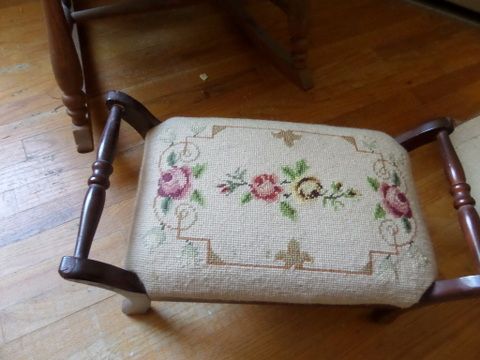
<box><xmin>106</xmin><ymin>90</ymin><xmax>160</xmax><ymax>138</ymax></box>
<box><xmin>395</xmin><ymin>117</ymin><xmax>454</xmax><ymax>151</ymax></box>
<box><xmin>59</xmin><ymin>92</ymin><xmax>161</xmax><ymax>311</ymax></box>
<box><xmin>59</xmin><ymin>257</ymin><xmax>146</xmax><ymax>294</ymax></box>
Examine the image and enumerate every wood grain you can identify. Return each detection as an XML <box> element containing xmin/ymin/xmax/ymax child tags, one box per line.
<box><xmin>1</xmin><ymin>0</ymin><xmax>480</xmax><ymax>358</ymax></box>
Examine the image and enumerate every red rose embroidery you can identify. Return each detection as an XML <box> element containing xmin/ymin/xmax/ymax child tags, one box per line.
<box><xmin>158</xmin><ymin>166</ymin><xmax>192</xmax><ymax>200</ymax></box>
<box><xmin>380</xmin><ymin>183</ymin><xmax>412</xmax><ymax>218</ymax></box>
<box><xmin>250</xmin><ymin>174</ymin><xmax>283</xmax><ymax>202</ymax></box>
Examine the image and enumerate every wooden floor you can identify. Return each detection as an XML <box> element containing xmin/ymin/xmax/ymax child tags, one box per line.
<box><xmin>1</xmin><ymin>0</ymin><xmax>480</xmax><ymax>358</ymax></box>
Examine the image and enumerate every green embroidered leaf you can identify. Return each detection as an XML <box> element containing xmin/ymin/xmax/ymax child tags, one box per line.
<box><xmin>191</xmin><ymin>125</ymin><xmax>206</xmax><ymax>136</ymax></box>
<box><xmin>182</xmin><ymin>241</ymin><xmax>199</xmax><ymax>263</ymax></box>
<box><xmin>280</xmin><ymin>201</ymin><xmax>297</xmax><ymax>220</ymax></box>
<box><xmin>361</xmin><ymin>139</ymin><xmax>377</xmax><ymax>152</ymax></box>
<box><xmin>331</xmin><ymin>181</ymin><xmax>343</xmax><ymax>193</ymax></box>
<box><xmin>192</xmin><ymin>163</ymin><xmax>206</xmax><ymax>178</ymax></box>
<box><xmin>160</xmin><ymin>197</ymin><xmax>172</xmax><ymax>214</ymax></box>
<box><xmin>367</xmin><ymin>176</ymin><xmax>380</xmax><ymax>192</ymax></box>
<box><xmin>333</xmin><ymin>200</ymin><xmax>345</xmax><ymax>211</ymax></box>
<box><xmin>392</xmin><ymin>171</ymin><xmax>401</xmax><ymax>186</ymax></box>
<box><xmin>166</xmin><ymin>151</ymin><xmax>177</xmax><ymax>167</ymax></box>
<box><xmin>402</xmin><ymin>217</ymin><xmax>412</xmax><ymax>233</ymax></box>
<box><xmin>374</xmin><ymin>203</ymin><xmax>386</xmax><ymax>220</ymax></box>
<box><xmin>295</xmin><ymin>159</ymin><xmax>309</xmax><ymax>177</ymax></box>
<box><xmin>240</xmin><ymin>192</ymin><xmax>252</xmax><ymax>204</ymax></box>
<box><xmin>142</xmin><ymin>226</ymin><xmax>166</xmax><ymax>246</ymax></box>
<box><xmin>281</xmin><ymin>166</ymin><xmax>297</xmax><ymax>181</ymax></box>
<box><xmin>190</xmin><ymin>189</ymin><xmax>205</xmax><ymax>206</ymax></box>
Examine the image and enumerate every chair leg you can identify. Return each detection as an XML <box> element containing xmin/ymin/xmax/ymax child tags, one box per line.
<box><xmin>41</xmin><ymin>0</ymin><xmax>93</xmax><ymax>153</ymax></box>
<box><xmin>120</xmin><ymin>290</ymin><xmax>152</xmax><ymax>315</ymax></box>
<box><xmin>287</xmin><ymin>0</ymin><xmax>313</xmax><ymax>90</ymax></box>
<box><xmin>220</xmin><ymin>0</ymin><xmax>314</xmax><ymax>90</ymax></box>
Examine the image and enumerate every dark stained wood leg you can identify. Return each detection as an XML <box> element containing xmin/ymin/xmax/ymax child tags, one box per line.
<box><xmin>41</xmin><ymin>0</ymin><xmax>93</xmax><ymax>153</ymax></box>
<box><xmin>220</xmin><ymin>0</ymin><xmax>313</xmax><ymax>90</ymax></box>
<box><xmin>286</xmin><ymin>0</ymin><xmax>313</xmax><ymax>90</ymax></box>
<box><xmin>59</xmin><ymin>93</ymin><xmax>161</xmax><ymax>315</ymax></box>
<box><xmin>369</xmin><ymin>307</ymin><xmax>404</xmax><ymax>323</ymax></box>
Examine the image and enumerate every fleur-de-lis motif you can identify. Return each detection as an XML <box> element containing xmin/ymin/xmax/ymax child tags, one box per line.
<box><xmin>275</xmin><ymin>239</ymin><xmax>313</xmax><ymax>269</ymax></box>
<box><xmin>272</xmin><ymin>130</ymin><xmax>302</xmax><ymax>147</ymax></box>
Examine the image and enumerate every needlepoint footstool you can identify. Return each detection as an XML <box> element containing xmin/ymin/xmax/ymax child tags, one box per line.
<box><xmin>59</xmin><ymin>91</ymin><xmax>480</xmax><ymax>317</ymax></box>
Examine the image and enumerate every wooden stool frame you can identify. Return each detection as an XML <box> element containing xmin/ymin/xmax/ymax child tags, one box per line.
<box><xmin>59</xmin><ymin>91</ymin><xmax>480</xmax><ymax>320</ymax></box>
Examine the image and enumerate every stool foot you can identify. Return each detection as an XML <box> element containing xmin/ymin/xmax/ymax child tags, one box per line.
<box><xmin>121</xmin><ymin>291</ymin><xmax>151</xmax><ymax>315</ymax></box>
<box><xmin>369</xmin><ymin>307</ymin><xmax>404</xmax><ymax>324</ymax></box>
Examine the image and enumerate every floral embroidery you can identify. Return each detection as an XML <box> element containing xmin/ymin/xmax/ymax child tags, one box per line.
<box><xmin>218</xmin><ymin>159</ymin><xmax>360</xmax><ymax>220</ymax></box>
<box><xmin>157</xmin><ymin>149</ymin><xmax>207</xmax><ymax>214</ymax></box>
<box><xmin>158</xmin><ymin>166</ymin><xmax>192</xmax><ymax>200</ymax></box>
<box><xmin>181</xmin><ymin>240</ymin><xmax>200</xmax><ymax>266</ymax></box>
<box><xmin>380</xmin><ymin>183</ymin><xmax>412</xmax><ymax>219</ymax></box>
<box><xmin>251</xmin><ymin>174</ymin><xmax>283</xmax><ymax>202</ymax></box>
<box><xmin>275</xmin><ymin>239</ymin><xmax>313</xmax><ymax>269</ymax></box>
<box><xmin>147</xmin><ymin>128</ymin><xmax>430</xmax><ymax>281</ymax></box>
<box><xmin>406</xmin><ymin>243</ymin><xmax>430</xmax><ymax>266</ymax></box>
<box><xmin>142</xmin><ymin>225</ymin><xmax>166</xmax><ymax>253</ymax></box>
<box><xmin>367</xmin><ymin>169</ymin><xmax>412</xmax><ymax>232</ymax></box>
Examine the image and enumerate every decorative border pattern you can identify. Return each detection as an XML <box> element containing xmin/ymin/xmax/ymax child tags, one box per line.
<box><xmin>149</xmin><ymin>124</ymin><xmax>422</xmax><ymax>275</ymax></box>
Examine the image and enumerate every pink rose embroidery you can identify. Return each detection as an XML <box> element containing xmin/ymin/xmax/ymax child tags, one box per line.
<box><xmin>380</xmin><ymin>183</ymin><xmax>412</xmax><ymax>218</ymax></box>
<box><xmin>218</xmin><ymin>160</ymin><xmax>359</xmax><ymax>220</ymax></box>
<box><xmin>158</xmin><ymin>166</ymin><xmax>192</xmax><ymax>200</ymax></box>
<box><xmin>250</xmin><ymin>174</ymin><xmax>283</xmax><ymax>202</ymax></box>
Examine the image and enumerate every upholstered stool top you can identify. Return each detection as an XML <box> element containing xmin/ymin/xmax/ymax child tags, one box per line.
<box><xmin>125</xmin><ymin>117</ymin><xmax>436</xmax><ymax>308</ymax></box>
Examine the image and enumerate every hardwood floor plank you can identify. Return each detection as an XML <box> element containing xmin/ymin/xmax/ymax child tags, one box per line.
<box><xmin>0</xmin><ymin>231</ymin><xmax>126</xmax><ymax>343</ymax></box>
<box><xmin>0</xmin><ymin>197</ymin><xmax>135</xmax><ymax>279</ymax></box>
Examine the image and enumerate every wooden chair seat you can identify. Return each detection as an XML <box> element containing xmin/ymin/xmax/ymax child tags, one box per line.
<box><xmin>59</xmin><ymin>91</ymin><xmax>480</xmax><ymax>318</ymax></box>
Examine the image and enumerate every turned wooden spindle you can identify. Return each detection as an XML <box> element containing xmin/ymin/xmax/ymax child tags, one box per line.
<box><xmin>390</xmin><ymin>118</ymin><xmax>480</xmax><ymax>307</ymax></box>
<box><xmin>74</xmin><ymin>105</ymin><xmax>123</xmax><ymax>259</ymax></box>
<box><xmin>41</xmin><ymin>0</ymin><xmax>93</xmax><ymax>153</ymax></box>
<box><xmin>437</xmin><ymin>130</ymin><xmax>480</xmax><ymax>272</ymax></box>
<box><xmin>59</xmin><ymin>92</ymin><xmax>161</xmax><ymax>314</ymax></box>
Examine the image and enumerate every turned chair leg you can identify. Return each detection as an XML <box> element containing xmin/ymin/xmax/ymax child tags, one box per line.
<box><xmin>42</xmin><ymin>0</ymin><xmax>93</xmax><ymax>153</ymax></box>
<box><xmin>287</xmin><ymin>0</ymin><xmax>313</xmax><ymax>90</ymax></box>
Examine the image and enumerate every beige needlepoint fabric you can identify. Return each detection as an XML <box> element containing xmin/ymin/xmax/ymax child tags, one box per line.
<box><xmin>125</xmin><ymin>117</ymin><xmax>437</xmax><ymax>308</ymax></box>
<box><xmin>451</xmin><ymin>116</ymin><xmax>480</xmax><ymax>213</ymax></box>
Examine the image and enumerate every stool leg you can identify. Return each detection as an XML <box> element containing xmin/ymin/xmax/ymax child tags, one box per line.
<box><xmin>120</xmin><ymin>291</ymin><xmax>152</xmax><ymax>315</ymax></box>
<box><xmin>369</xmin><ymin>307</ymin><xmax>404</xmax><ymax>323</ymax></box>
